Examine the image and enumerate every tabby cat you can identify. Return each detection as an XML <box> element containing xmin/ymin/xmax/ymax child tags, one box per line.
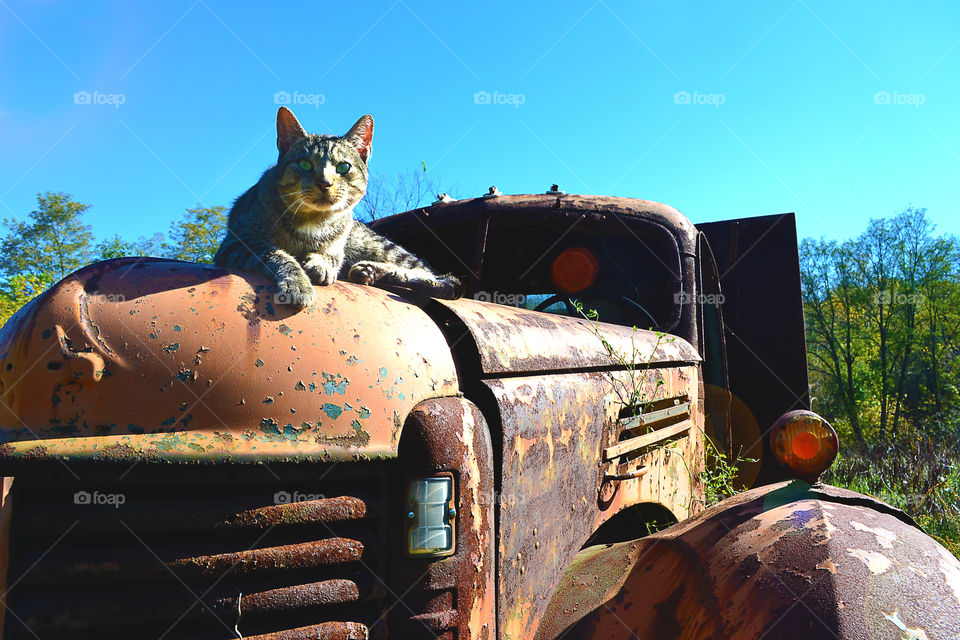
<box><xmin>214</xmin><ymin>107</ymin><xmax>462</xmax><ymax>307</ymax></box>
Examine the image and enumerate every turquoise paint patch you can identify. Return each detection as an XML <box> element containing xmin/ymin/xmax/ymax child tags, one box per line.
<box><xmin>322</xmin><ymin>403</ymin><xmax>343</xmax><ymax>419</ymax></box>
<box><xmin>323</xmin><ymin>379</ymin><xmax>348</xmax><ymax>395</ymax></box>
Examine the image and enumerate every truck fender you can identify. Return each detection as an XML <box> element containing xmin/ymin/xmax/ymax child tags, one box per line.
<box><xmin>536</xmin><ymin>481</ymin><xmax>960</xmax><ymax>640</ymax></box>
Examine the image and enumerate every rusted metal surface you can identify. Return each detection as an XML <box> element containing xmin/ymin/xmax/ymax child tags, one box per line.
<box><xmin>391</xmin><ymin>397</ymin><xmax>496</xmax><ymax>640</ymax></box>
<box><xmin>538</xmin><ymin>480</ymin><xmax>960</xmax><ymax>639</ymax></box>
<box><xmin>433</xmin><ymin>295</ymin><xmax>699</xmax><ymax>376</ymax></box>
<box><xmin>244</xmin><ymin>622</ymin><xmax>369</xmax><ymax>640</ymax></box>
<box><xmin>373</xmin><ymin>193</ymin><xmax>702</xmax><ymax>345</ymax></box>
<box><xmin>4</xmin><ymin>464</ymin><xmax>390</xmax><ymax>638</ymax></box>
<box><xmin>489</xmin><ymin>364</ymin><xmax>703</xmax><ymax>640</ymax></box>
<box><xmin>0</xmin><ymin>258</ymin><xmax>459</xmax><ymax>464</ymax></box>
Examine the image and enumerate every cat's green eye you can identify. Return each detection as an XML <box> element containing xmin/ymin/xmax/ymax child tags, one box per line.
<box><xmin>297</xmin><ymin>159</ymin><xmax>312</xmax><ymax>171</ymax></box>
<box><xmin>336</xmin><ymin>162</ymin><xmax>351</xmax><ymax>175</ymax></box>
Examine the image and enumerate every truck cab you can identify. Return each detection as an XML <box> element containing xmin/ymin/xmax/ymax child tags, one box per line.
<box><xmin>0</xmin><ymin>192</ymin><xmax>955</xmax><ymax>639</ymax></box>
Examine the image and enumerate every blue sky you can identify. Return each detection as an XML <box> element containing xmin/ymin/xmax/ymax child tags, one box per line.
<box><xmin>1</xmin><ymin>1</ymin><xmax>958</xmax><ymax>245</ymax></box>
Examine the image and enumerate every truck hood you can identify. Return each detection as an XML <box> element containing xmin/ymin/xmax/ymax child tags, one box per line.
<box><xmin>0</xmin><ymin>258</ymin><xmax>700</xmax><ymax>466</ymax></box>
<box><xmin>0</xmin><ymin>258</ymin><xmax>460</xmax><ymax>464</ymax></box>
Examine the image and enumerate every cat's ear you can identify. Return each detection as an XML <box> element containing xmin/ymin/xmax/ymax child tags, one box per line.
<box><xmin>276</xmin><ymin>107</ymin><xmax>307</xmax><ymax>157</ymax></box>
<box><xmin>345</xmin><ymin>115</ymin><xmax>374</xmax><ymax>163</ymax></box>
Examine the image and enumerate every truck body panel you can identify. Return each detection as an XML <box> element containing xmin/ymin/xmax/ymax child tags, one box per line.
<box><xmin>539</xmin><ymin>480</ymin><xmax>960</xmax><ymax>640</ymax></box>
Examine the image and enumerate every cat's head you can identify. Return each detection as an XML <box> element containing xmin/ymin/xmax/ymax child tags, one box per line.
<box><xmin>273</xmin><ymin>107</ymin><xmax>373</xmax><ymax>218</ymax></box>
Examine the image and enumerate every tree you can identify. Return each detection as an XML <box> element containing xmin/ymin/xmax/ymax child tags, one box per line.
<box><xmin>802</xmin><ymin>207</ymin><xmax>960</xmax><ymax>446</ymax></box>
<box><xmin>801</xmin><ymin>238</ymin><xmax>867</xmax><ymax>443</ymax></box>
<box><xmin>163</xmin><ymin>205</ymin><xmax>227</xmax><ymax>264</ymax></box>
<box><xmin>0</xmin><ymin>191</ymin><xmax>94</xmax><ymax>282</ymax></box>
<box><xmin>0</xmin><ymin>192</ymin><xmax>96</xmax><ymax>325</ymax></box>
<box><xmin>96</xmin><ymin>233</ymin><xmax>165</xmax><ymax>260</ymax></box>
<box><xmin>357</xmin><ymin>163</ymin><xmax>446</xmax><ymax>221</ymax></box>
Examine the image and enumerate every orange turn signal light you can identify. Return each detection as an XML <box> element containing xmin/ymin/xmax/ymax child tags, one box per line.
<box><xmin>770</xmin><ymin>410</ymin><xmax>838</xmax><ymax>482</ymax></box>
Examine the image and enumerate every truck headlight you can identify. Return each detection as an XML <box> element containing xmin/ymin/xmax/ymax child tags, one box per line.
<box><xmin>405</xmin><ymin>475</ymin><xmax>456</xmax><ymax>557</ymax></box>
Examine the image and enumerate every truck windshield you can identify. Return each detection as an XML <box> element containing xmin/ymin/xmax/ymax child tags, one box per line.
<box><xmin>476</xmin><ymin>216</ymin><xmax>683</xmax><ymax>331</ymax></box>
<box><xmin>371</xmin><ymin>206</ymin><xmax>685</xmax><ymax>332</ymax></box>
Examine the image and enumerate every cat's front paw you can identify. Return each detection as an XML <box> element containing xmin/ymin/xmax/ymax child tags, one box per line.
<box><xmin>303</xmin><ymin>259</ymin><xmax>338</xmax><ymax>286</ymax></box>
<box><xmin>348</xmin><ymin>261</ymin><xmax>387</xmax><ymax>286</ymax></box>
<box><xmin>276</xmin><ymin>272</ymin><xmax>315</xmax><ymax>308</ymax></box>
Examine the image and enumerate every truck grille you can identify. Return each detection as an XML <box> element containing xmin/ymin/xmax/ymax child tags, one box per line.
<box><xmin>3</xmin><ymin>464</ymin><xmax>390</xmax><ymax>639</ymax></box>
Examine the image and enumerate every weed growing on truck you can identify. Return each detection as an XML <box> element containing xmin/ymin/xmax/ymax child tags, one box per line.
<box><xmin>575</xmin><ymin>301</ymin><xmax>752</xmax><ymax>509</ymax></box>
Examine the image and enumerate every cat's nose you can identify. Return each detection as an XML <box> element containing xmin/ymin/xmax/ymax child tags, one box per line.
<box><xmin>316</xmin><ymin>178</ymin><xmax>333</xmax><ymax>190</ymax></box>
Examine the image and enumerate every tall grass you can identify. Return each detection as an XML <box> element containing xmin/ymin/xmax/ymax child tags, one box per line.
<box><xmin>823</xmin><ymin>436</ymin><xmax>960</xmax><ymax>557</ymax></box>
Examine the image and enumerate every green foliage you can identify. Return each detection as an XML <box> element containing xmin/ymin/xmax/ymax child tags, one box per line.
<box><xmin>804</xmin><ymin>207</ymin><xmax>960</xmax><ymax>556</ymax></box>
<box><xmin>575</xmin><ymin>301</ymin><xmax>751</xmax><ymax>512</ymax></box>
<box><xmin>0</xmin><ymin>194</ymin><xmax>227</xmax><ymax>326</ymax></box>
<box><xmin>0</xmin><ymin>272</ymin><xmax>55</xmax><ymax>323</ymax></box>
<box><xmin>802</xmin><ymin>207</ymin><xmax>960</xmax><ymax>444</ymax></box>
<box><xmin>824</xmin><ymin>438</ymin><xmax>960</xmax><ymax>557</ymax></box>
<box><xmin>96</xmin><ymin>233</ymin><xmax>164</xmax><ymax>260</ymax></box>
<box><xmin>1</xmin><ymin>191</ymin><xmax>94</xmax><ymax>281</ymax></box>
<box><xmin>162</xmin><ymin>205</ymin><xmax>227</xmax><ymax>264</ymax></box>
<box><xmin>698</xmin><ymin>435</ymin><xmax>754</xmax><ymax>507</ymax></box>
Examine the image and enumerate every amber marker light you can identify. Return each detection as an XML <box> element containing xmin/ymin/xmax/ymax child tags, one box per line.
<box><xmin>770</xmin><ymin>410</ymin><xmax>839</xmax><ymax>482</ymax></box>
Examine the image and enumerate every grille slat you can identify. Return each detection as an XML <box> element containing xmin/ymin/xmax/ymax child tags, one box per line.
<box><xmin>18</xmin><ymin>494</ymin><xmax>375</xmax><ymax>535</ymax></box>
<box><xmin>15</xmin><ymin>577</ymin><xmax>385</xmax><ymax>631</ymax></box>
<box><xmin>4</xmin><ymin>465</ymin><xmax>389</xmax><ymax>639</ymax></box>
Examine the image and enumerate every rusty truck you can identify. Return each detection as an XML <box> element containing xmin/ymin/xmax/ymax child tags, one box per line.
<box><xmin>0</xmin><ymin>190</ymin><xmax>957</xmax><ymax>639</ymax></box>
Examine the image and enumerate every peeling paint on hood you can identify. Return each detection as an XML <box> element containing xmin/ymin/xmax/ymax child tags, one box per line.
<box><xmin>0</xmin><ymin>258</ymin><xmax>459</xmax><ymax>464</ymax></box>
